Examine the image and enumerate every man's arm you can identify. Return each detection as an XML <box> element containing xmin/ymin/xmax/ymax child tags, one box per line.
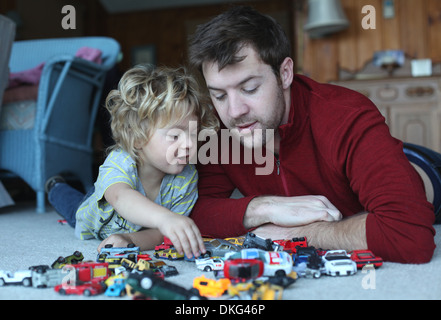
<box><xmin>251</xmin><ymin>212</ymin><xmax>368</xmax><ymax>252</ymax></box>
<box><xmin>243</xmin><ymin>195</ymin><xmax>342</xmax><ymax>229</ymax></box>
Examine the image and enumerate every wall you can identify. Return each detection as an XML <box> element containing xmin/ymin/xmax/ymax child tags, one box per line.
<box><xmin>300</xmin><ymin>0</ymin><xmax>441</xmax><ymax>83</ymax></box>
<box><xmin>102</xmin><ymin>0</ymin><xmax>295</xmax><ymax>71</ymax></box>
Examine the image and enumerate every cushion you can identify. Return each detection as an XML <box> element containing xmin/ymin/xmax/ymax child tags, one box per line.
<box><xmin>0</xmin><ymin>100</ymin><xmax>36</xmax><ymax>130</ymax></box>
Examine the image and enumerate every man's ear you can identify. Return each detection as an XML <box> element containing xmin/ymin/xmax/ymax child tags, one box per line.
<box><xmin>279</xmin><ymin>57</ymin><xmax>294</xmax><ymax>90</ymax></box>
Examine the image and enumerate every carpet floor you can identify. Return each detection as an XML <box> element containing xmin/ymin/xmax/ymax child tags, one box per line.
<box><xmin>0</xmin><ymin>201</ymin><xmax>440</xmax><ymax>300</ymax></box>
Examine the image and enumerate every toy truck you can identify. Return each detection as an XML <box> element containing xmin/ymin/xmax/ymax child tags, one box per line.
<box><xmin>69</xmin><ymin>262</ymin><xmax>111</xmax><ymax>283</ymax></box>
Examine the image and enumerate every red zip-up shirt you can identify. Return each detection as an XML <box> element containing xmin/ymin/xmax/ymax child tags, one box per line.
<box><xmin>191</xmin><ymin>75</ymin><xmax>436</xmax><ymax>263</ymax></box>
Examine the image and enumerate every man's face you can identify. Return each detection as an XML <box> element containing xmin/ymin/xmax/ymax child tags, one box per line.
<box><xmin>202</xmin><ymin>45</ymin><xmax>290</xmax><ymax>150</ymax></box>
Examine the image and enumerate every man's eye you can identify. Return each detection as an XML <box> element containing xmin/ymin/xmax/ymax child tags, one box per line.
<box><xmin>243</xmin><ymin>87</ymin><xmax>258</xmax><ymax>94</ymax></box>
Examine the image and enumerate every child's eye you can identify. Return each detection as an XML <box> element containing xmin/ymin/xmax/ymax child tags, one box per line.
<box><xmin>166</xmin><ymin>134</ymin><xmax>179</xmax><ymax>141</ymax></box>
<box><xmin>214</xmin><ymin>94</ymin><xmax>226</xmax><ymax>101</ymax></box>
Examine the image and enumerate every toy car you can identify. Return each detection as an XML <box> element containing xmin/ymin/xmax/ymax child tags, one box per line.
<box><xmin>228</xmin><ymin>280</ymin><xmax>283</xmax><ymax>300</ymax></box>
<box><xmin>51</xmin><ymin>251</ymin><xmax>84</xmax><ymax>269</ymax></box>
<box><xmin>193</xmin><ymin>275</ymin><xmax>231</xmax><ymax>298</ymax></box>
<box><xmin>154</xmin><ymin>237</ymin><xmax>173</xmax><ymax>251</ymax></box>
<box><xmin>137</xmin><ymin>254</ymin><xmax>152</xmax><ymax>261</ymax></box>
<box><xmin>126</xmin><ymin>270</ymin><xmax>206</xmax><ymax>300</ymax></box>
<box><xmin>322</xmin><ymin>250</ymin><xmax>357</xmax><ymax>276</ymax></box>
<box><xmin>350</xmin><ymin>250</ymin><xmax>383</xmax><ymax>269</ymax></box>
<box><xmin>251</xmin><ymin>282</ymin><xmax>284</xmax><ymax>300</ymax></box>
<box><xmin>97</xmin><ymin>244</ymin><xmax>139</xmax><ymax>264</ymax></box>
<box><xmin>105</xmin><ymin>278</ymin><xmax>127</xmax><ymax>297</ymax></box>
<box><xmin>242</xmin><ymin>232</ymin><xmax>283</xmax><ymax>251</ymax></box>
<box><xmin>71</xmin><ymin>261</ymin><xmax>111</xmax><ymax>283</ymax></box>
<box><xmin>31</xmin><ymin>268</ymin><xmax>65</xmax><ymax>288</ymax></box>
<box><xmin>203</xmin><ymin>239</ymin><xmax>241</xmax><ymax>257</ymax></box>
<box><xmin>157</xmin><ymin>265</ymin><xmax>179</xmax><ymax>277</ymax></box>
<box><xmin>293</xmin><ymin>247</ymin><xmax>324</xmax><ymax>279</ymax></box>
<box><xmin>0</xmin><ymin>270</ymin><xmax>32</xmax><ymax>287</ymax></box>
<box><xmin>224</xmin><ymin>236</ymin><xmax>245</xmax><ymax>246</ymax></box>
<box><xmin>223</xmin><ymin>258</ymin><xmax>264</xmax><ymax>281</ymax></box>
<box><xmin>274</xmin><ymin>237</ymin><xmax>308</xmax><ymax>253</ymax></box>
<box><xmin>195</xmin><ymin>257</ymin><xmax>224</xmax><ymax>272</ymax></box>
<box><xmin>54</xmin><ymin>281</ymin><xmax>105</xmax><ymax>296</ymax></box>
<box><xmin>154</xmin><ymin>248</ymin><xmax>184</xmax><ymax>260</ymax></box>
<box><xmin>225</xmin><ymin>248</ymin><xmax>293</xmax><ymax>277</ymax></box>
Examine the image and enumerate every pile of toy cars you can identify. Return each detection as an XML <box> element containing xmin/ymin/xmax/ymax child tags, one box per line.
<box><xmin>0</xmin><ymin>232</ymin><xmax>383</xmax><ymax>300</ymax></box>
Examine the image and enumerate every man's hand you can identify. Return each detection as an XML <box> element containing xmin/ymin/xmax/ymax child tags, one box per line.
<box><xmin>244</xmin><ymin>195</ymin><xmax>342</xmax><ymax>229</ymax></box>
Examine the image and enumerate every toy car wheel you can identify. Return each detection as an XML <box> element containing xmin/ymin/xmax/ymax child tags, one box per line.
<box><xmin>58</xmin><ymin>288</ymin><xmax>67</xmax><ymax>295</ymax></box>
<box><xmin>127</xmin><ymin>243</ymin><xmax>136</xmax><ymax>248</ymax></box>
<box><xmin>203</xmin><ymin>266</ymin><xmax>212</xmax><ymax>272</ymax></box>
<box><xmin>22</xmin><ymin>278</ymin><xmax>32</xmax><ymax>287</ymax></box>
<box><xmin>83</xmin><ymin>289</ymin><xmax>92</xmax><ymax>296</ymax></box>
<box><xmin>104</xmin><ymin>244</ymin><xmax>113</xmax><ymax>248</ymax></box>
<box><xmin>73</xmin><ymin>251</ymin><xmax>82</xmax><ymax>257</ymax></box>
<box><xmin>56</xmin><ymin>256</ymin><xmax>66</xmax><ymax>263</ymax></box>
<box><xmin>0</xmin><ymin>279</ymin><xmax>5</xmax><ymax>286</ymax></box>
<box><xmin>188</xmin><ymin>288</ymin><xmax>202</xmax><ymax>300</ymax></box>
<box><xmin>275</xmin><ymin>270</ymin><xmax>286</xmax><ymax>277</ymax></box>
<box><xmin>140</xmin><ymin>277</ymin><xmax>153</xmax><ymax>289</ymax></box>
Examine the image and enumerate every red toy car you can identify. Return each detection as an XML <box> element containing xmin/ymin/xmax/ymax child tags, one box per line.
<box><xmin>223</xmin><ymin>259</ymin><xmax>264</xmax><ymax>281</ymax></box>
<box><xmin>274</xmin><ymin>237</ymin><xmax>308</xmax><ymax>254</ymax></box>
<box><xmin>154</xmin><ymin>237</ymin><xmax>174</xmax><ymax>251</ymax></box>
<box><xmin>350</xmin><ymin>250</ymin><xmax>383</xmax><ymax>269</ymax></box>
<box><xmin>54</xmin><ymin>281</ymin><xmax>105</xmax><ymax>296</ymax></box>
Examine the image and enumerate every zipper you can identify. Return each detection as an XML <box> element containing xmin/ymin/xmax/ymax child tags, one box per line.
<box><xmin>275</xmin><ymin>157</ymin><xmax>289</xmax><ymax>195</ymax></box>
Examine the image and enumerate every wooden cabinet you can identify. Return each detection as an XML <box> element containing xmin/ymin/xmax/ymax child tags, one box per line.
<box><xmin>333</xmin><ymin>77</ymin><xmax>441</xmax><ymax>152</ymax></box>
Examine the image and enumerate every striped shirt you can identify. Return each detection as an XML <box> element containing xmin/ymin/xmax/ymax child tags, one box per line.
<box><xmin>74</xmin><ymin>149</ymin><xmax>198</xmax><ymax>240</ymax></box>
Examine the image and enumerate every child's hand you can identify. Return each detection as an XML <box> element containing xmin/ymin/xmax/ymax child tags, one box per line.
<box><xmin>97</xmin><ymin>233</ymin><xmax>133</xmax><ymax>252</ymax></box>
<box><xmin>158</xmin><ymin>214</ymin><xmax>206</xmax><ymax>259</ymax></box>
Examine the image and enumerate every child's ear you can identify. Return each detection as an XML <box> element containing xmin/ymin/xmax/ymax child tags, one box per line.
<box><xmin>134</xmin><ymin>139</ymin><xmax>144</xmax><ymax>150</ymax></box>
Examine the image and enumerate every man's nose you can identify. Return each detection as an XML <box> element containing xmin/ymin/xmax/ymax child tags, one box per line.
<box><xmin>227</xmin><ymin>93</ymin><xmax>249</xmax><ymax>119</ymax></box>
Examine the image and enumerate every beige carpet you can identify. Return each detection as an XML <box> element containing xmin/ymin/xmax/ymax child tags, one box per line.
<box><xmin>0</xmin><ymin>201</ymin><xmax>440</xmax><ymax>300</ymax></box>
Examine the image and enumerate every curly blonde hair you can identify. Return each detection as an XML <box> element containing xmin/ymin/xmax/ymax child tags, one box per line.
<box><xmin>105</xmin><ymin>64</ymin><xmax>219</xmax><ymax>163</ymax></box>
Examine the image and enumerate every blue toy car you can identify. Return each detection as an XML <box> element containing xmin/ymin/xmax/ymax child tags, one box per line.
<box><xmin>105</xmin><ymin>278</ymin><xmax>127</xmax><ymax>297</ymax></box>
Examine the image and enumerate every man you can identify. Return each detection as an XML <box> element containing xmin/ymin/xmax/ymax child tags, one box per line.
<box><xmin>188</xmin><ymin>6</ymin><xmax>435</xmax><ymax>263</ymax></box>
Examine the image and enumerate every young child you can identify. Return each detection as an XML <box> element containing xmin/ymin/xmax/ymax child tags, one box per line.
<box><xmin>46</xmin><ymin>64</ymin><xmax>219</xmax><ymax>258</ymax></box>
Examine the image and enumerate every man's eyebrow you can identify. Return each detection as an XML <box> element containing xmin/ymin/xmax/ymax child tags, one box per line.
<box><xmin>207</xmin><ymin>75</ymin><xmax>261</xmax><ymax>91</ymax></box>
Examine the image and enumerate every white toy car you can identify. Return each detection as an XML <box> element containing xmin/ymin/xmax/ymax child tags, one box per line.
<box><xmin>0</xmin><ymin>270</ymin><xmax>32</xmax><ymax>286</ymax></box>
<box><xmin>195</xmin><ymin>257</ymin><xmax>225</xmax><ymax>272</ymax></box>
<box><xmin>322</xmin><ymin>250</ymin><xmax>357</xmax><ymax>277</ymax></box>
<box><xmin>225</xmin><ymin>248</ymin><xmax>293</xmax><ymax>277</ymax></box>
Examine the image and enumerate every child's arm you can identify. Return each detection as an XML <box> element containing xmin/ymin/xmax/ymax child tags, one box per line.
<box><xmin>104</xmin><ymin>182</ymin><xmax>205</xmax><ymax>258</ymax></box>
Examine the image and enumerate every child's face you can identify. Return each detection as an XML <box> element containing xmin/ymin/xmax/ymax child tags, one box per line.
<box><xmin>137</xmin><ymin>115</ymin><xmax>198</xmax><ymax>176</ymax></box>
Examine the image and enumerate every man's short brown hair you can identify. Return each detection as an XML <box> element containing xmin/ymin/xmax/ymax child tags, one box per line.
<box><xmin>188</xmin><ymin>6</ymin><xmax>291</xmax><ymax>77</ymax></box>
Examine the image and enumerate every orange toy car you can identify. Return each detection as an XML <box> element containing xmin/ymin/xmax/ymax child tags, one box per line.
<box><xmin>193</xmin><ymin>275</ymin><xmax>231</xmax><ymax>298</ymax></box>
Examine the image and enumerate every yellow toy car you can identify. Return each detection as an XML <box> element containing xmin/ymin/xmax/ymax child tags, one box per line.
<box><xmin>154</xmin><ymin>248</ymin><xmax>184</xmax><ymax>260</ymax></box>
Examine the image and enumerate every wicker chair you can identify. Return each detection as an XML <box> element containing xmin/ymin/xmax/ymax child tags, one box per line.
<box><xmin>0</xmin><ymin>37</ymin><xmax>120</xmax><ymax>212</ymax></box>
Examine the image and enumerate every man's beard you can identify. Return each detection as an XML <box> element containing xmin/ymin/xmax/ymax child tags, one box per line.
<box><xmin>229</xmin><ymin>85</ymin><xmax>285</xmax><ymax>150</ymax></box>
